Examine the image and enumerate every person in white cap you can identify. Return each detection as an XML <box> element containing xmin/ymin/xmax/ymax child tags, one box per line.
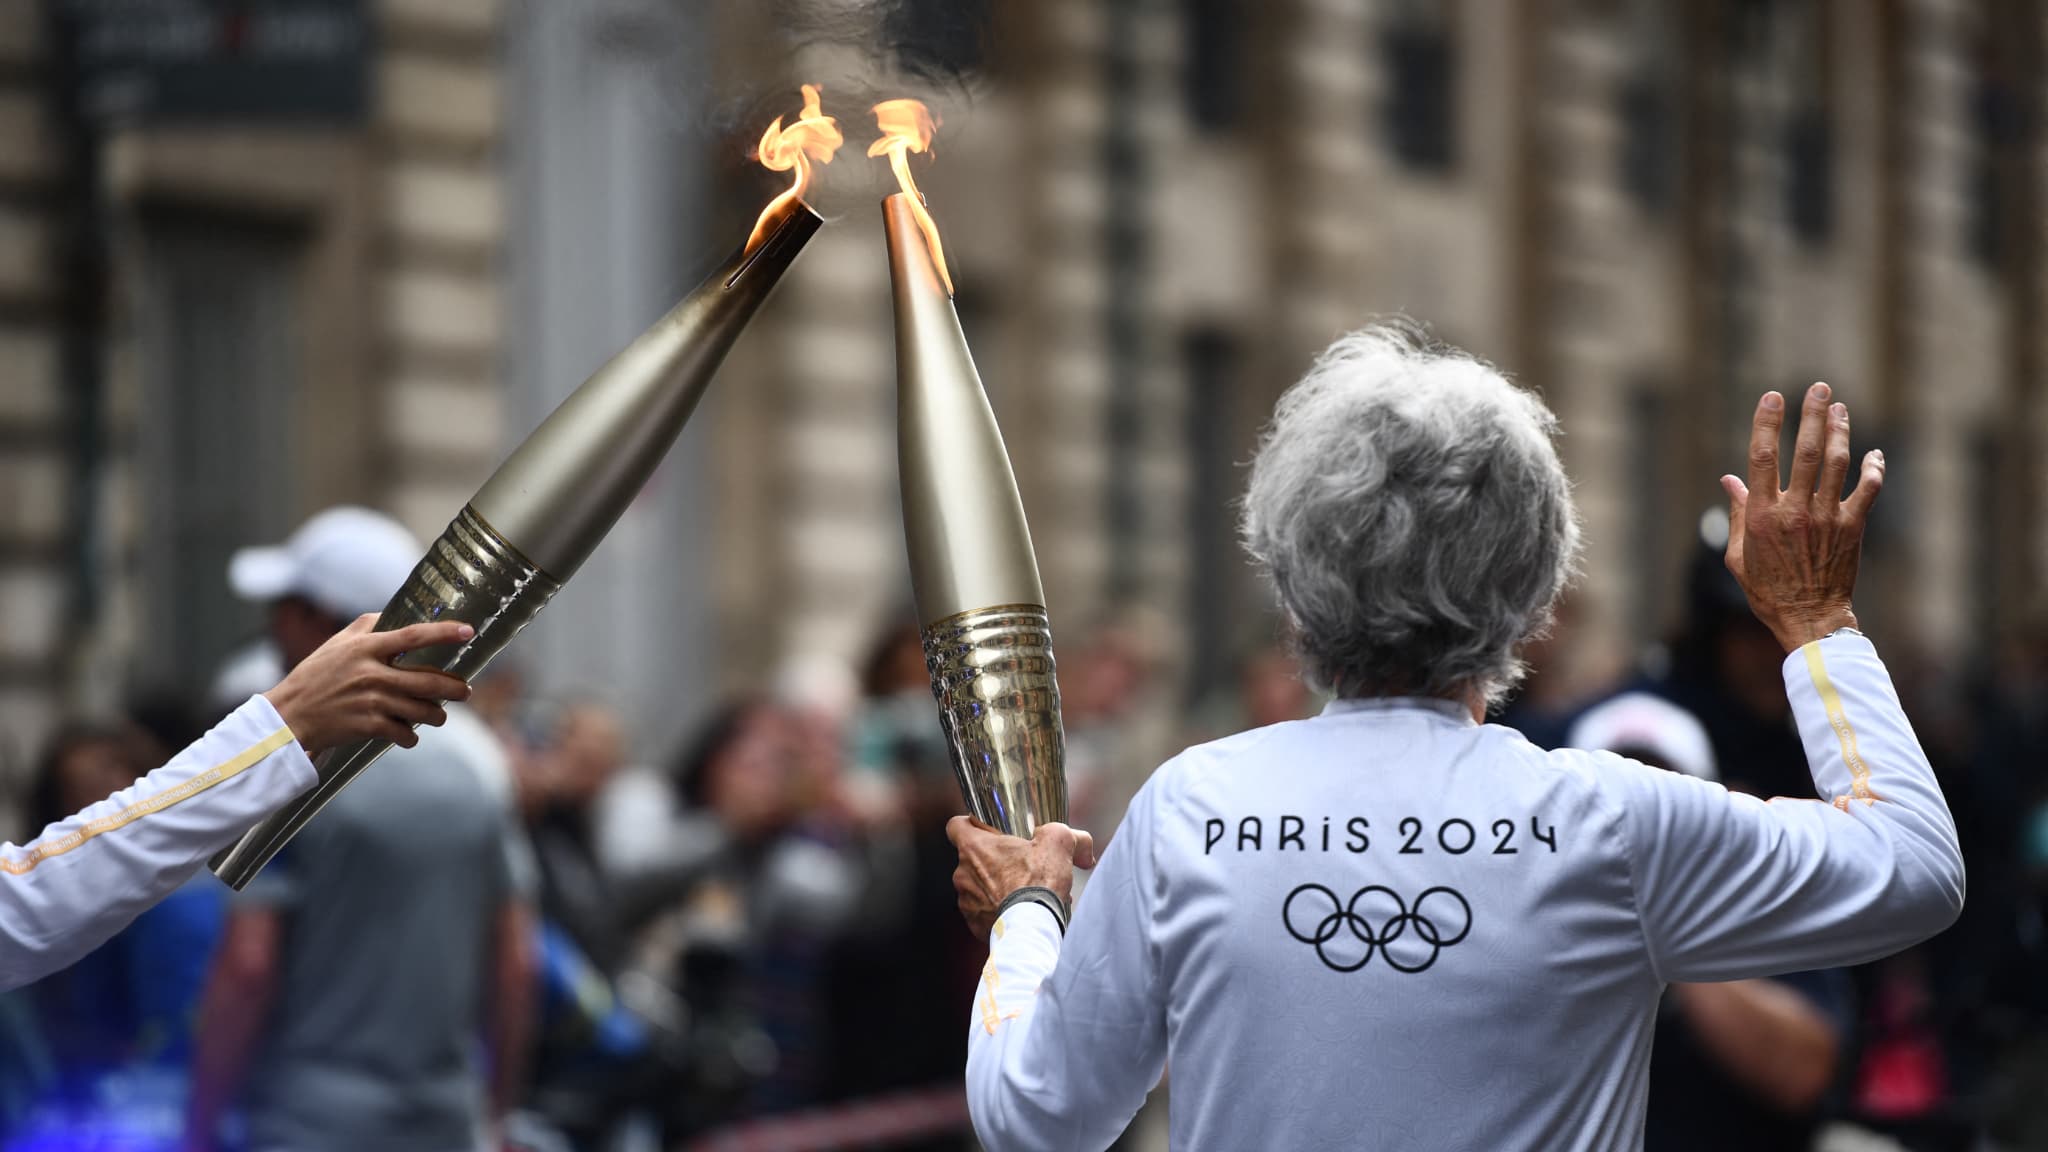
<box><xmin>946</xmin><ymin>325</ymin><xmax>1961</xmax><ymax>1152</ymax></box>
<box><xmin>1568</xmin><ymin>694</ymin><xmax>1850</xmax><ymax>1152</ymax></box>
<box><xmin>189</xmin><ymin>506</ymin><xmax>536</xmax><ymax>1152</ymax></box>
<box><xmin>0</xmin><ymin>612</ymin><xmax>478</xmax><ymax>992</ymax></box>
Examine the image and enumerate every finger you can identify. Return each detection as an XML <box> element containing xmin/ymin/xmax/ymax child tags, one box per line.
<box><xmin>1071</xmin><ymin>829</ymin><xmax>1098</xmax><ymax>870</ymax></box>
<box><xmin>383</xmin><ymin>667</ymin><xmax>472</xmax><ymax>703</ymax></box>
<box><xmin>1720</xmin><ymin>476</ymin><xmax>1747</xmax><ymax>575</ymax></box>
<box><xmin>946</xmin><ymin>814</ymin><xmax>976</xmax><ymax>848</ymax></box>
<box><xmin>1816</xmin><ymin>402</ymin><xmax>1852</xmax><ymax>504</ymax></box>
<box><xmin>1746</xmin><ymin>392</ymin><xmax>1786</xmax><ymax>499</ymax></box>
<box><xmin>1843</xmin><ymin>448</ymin><xmax>1886</xmax><ymax>523</ymax></box>
<box><xmin>345</xmin><ymin>613</ymin><xmax>378</xmax><ymax>635</ymax></box>
<box><xmin>372</xmin><ymin>718</ymin><xmax>419</xmax><ymax>748</ymax></box>
<box><xmin>366</xmin><ymin>620</ymin><xmax>476</xmax><ymax>657</ymax></box>
<box><xmin>379</xmin><ymin>694</ymin><xmax>447</xmax><ymax>729</ymax></box>
<box><xmin>1786</xmin><ymin>382</ymin><xmax>1831</xmax><ymax>496</ymax></box>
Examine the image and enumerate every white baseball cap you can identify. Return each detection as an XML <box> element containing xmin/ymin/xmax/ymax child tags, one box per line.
<box><xmin>228</xmin><ymin>506</ymin><xmax>423</xmax><ymax>621</ymax></box>
<box><xmin>1567</xmin><ymin>692</ymin><xmax>1719</xmax><ymax>783</ymax></box>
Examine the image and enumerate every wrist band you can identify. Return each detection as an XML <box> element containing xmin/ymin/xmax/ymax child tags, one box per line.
<box><xmin>995</xmin><ymin>886</ymin><xmax>1068</xmax><ymax>936</ymax></box>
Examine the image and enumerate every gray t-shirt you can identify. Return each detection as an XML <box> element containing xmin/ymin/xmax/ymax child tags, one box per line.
<box><xmin>235</xmin><ymin>705</ymin><xmax>527</xmax><ymax>1152</ymax></box>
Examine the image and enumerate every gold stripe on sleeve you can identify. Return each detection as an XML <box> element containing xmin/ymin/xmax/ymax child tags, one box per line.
<box><xmin>1801</xmin><ymin>643</ymin><xmax>1877</xmax><ymax>806</ymax></box>
<box><xmin>0</xmin><ymin>726</ymin><xmax>296</xmax><ymax>876</ymax></box>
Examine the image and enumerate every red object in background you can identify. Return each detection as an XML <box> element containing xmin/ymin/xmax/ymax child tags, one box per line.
<box><xmin>1854</xmin><ymin>963</ymin><xmax>1949</xmax><ymax>1120</ymax></box>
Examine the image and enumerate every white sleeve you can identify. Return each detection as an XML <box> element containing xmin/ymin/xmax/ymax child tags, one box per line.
<box><xmin>966</xmin><ymin>779</ymin><xmax>1168</xmax><ymax>1152</ymax></box>
<box><xmin>0</xmin><ymin>694</ymin><xmax>316</xmax><ymax>991</ymax></box>
<box><xmin>1618</xmin><ymin>631</ymin><xmax>1966</xmax><ymax>982</ymax></box>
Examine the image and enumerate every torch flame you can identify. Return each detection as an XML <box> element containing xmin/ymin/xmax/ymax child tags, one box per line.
<box><xmin>868</xmin><ymin>99</ymin><xmax>952</xmax><ymax>295</ymax></box>
<box><xmin>747</xmin><ymin>84</ymin><xmax>844</xmax><ymax>255</ymax></box>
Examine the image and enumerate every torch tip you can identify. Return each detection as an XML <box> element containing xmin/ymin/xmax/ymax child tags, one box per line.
<box><xmin>729</xmin><ymin>197</ymin><xmax>824</xmax><ymax>290</ymax></box>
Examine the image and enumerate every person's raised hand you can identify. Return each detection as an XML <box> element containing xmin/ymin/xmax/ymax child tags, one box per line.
<box><xmin>1720</xmin><ymin>382</ymin><xmax>1885</xmax><ymax>653</ymax></box>
<box><xmin>264</xmin><ymin>613</ymin><xmax>476</xmax><ymax>755</ymax></box>
<box><xmin>947</xmin><ymin>816</ymin><xmax>1097</xmax><ymax>938</ymax></box>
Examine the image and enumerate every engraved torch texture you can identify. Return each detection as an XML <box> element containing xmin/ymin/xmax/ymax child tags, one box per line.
<box><xmin>209</xmin><ymin>505</ymin><xmax>560</xmax><ymax>888</ymax></box>
<box><xmin>921</xmin><ymin>604</ymin><xmax>1067</xmax><ymax>838</ymax></box>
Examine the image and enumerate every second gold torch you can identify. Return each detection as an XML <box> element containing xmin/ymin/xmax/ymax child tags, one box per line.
<box><xmin>883</xmin><ymin>192</ymin><xmax>1067</xmax><ymax>838</ymax></box>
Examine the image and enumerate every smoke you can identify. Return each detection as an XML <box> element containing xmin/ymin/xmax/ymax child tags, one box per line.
<box><xmin>626</xmin><ymin>0</ymin><xmax>995</xmax><ymax>136</ymax></box>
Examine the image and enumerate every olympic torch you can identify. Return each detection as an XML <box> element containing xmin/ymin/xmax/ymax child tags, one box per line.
<box><xmin>874</xmin><ymin>100</ymin><xmax>1067</xmax><ymax>838</ymax></box>
<box><xmin>210</xmin><ymin>89</ymin><xmax>843</xmax><ymax>889</ymax></box>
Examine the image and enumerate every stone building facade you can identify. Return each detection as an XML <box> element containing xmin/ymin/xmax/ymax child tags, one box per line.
<box><xmin>0</xmin><ymin>0</ymin><xmax>511</xmax><ymax>781</ymax></box>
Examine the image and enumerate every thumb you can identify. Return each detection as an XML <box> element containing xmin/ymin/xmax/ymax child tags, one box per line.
<box><xmin>1071</xmin><ymin>829</ymin><xmax>1097</xmax><ymax>870</ymax></box>
<box><xmin>1720</xmin><ymin>475</ymin><xmax>1748</xmax><ymax>573</ymax></box>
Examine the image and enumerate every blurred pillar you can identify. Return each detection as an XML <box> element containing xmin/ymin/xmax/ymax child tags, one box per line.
<box><xmin>1526</xmin><ymin>0</ymin><xmax>1634</xmax><ymax>691</ymax></box>
<box><xmin>505</xmin><ymin>0</ymin><xmax>715</xmax><ymax>748</ymax></box>
<box><xmin>1271</xmin><ymin>0</ymin><xmax>1380</xmax><ymax>372</ymax></box>
<box><xmin>2030</xmin><ymin>2</ymin><xmax>2048</xmax><ymax>607</ymax></box>
<box><xmin>1008</xmin><ymin>0</ymin><xmax>1114</xmax><ymax>629</ymax></box>
<box><xmin>1888</xmin><ymin>0</ymin><xmax>1982</xmax><ymax>659</ymax></box>
<box><xmin>0</xmin><ymin>2</ymin><xmax>66</xmax><ymax>773</ymax></box>
<box><xmin>747</xmin><ymin>45</ymin><xmax>897</xmax><ymax>679</ymax></box>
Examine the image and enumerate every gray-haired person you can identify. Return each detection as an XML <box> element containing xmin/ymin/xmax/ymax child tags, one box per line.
<box><xmin>948</xmin><ymin>323</ymin><xmax>1963</xmax><ymax>1152</ymax></box>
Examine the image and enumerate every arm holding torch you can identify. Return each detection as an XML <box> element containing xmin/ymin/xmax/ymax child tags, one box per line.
<box><xmin>884</xmin><ymin>191</ymin><xmax>1070</xmax><ymax>843</ymax></box>
<box><xmin>0</xmin><ymin>617</ymin><xmax>474</xmax><ymax>993</ymax></box>
<box><xmin>208</xmin><ymin>198</ymin><xmax>823</xmax><ymax>889</ymax></box>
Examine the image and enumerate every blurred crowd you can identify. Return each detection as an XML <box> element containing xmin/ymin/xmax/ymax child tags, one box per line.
<box><xmin>1</xmin><ymin>503</ymin><xmax>2045</xmax><ymax>1152</ymax></box>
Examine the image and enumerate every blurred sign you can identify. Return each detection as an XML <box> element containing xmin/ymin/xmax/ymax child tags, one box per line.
<box><xmin>60</xmin><ymin>0</ymin><xmax>369</xmax><ymax>125</ymax></box>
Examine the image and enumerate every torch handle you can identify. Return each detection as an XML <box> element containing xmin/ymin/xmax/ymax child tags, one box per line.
<box><xmin>208</xmin><ymin>504</ymin><xmax>561</xmax><ymax>889</ymax></box>
<box><xmin>923</xmin><ymin>603</ymin><xmax>1068</xmax><ymax>838</ymax></box>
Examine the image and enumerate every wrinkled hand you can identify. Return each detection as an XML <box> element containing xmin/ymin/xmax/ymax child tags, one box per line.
<box><xmin>947</xmin><ymin>816</ymin><xmax>1098</xmax><ymax>939</ymax></box>
<box><xmin>1720</xmin><ymin>383</ymin><xmax>1884</xmax><ymax>653</ymax></box>
<box><xmin>264</xmin><ymin>614</ymin><xmax>476</xmax><ymax>754</ymax></box>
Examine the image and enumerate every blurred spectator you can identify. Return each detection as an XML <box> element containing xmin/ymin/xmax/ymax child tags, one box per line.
<box><xmin>14</xmin><ymin>720</ymin><xmax>232</xmax><ymax>1148</ymax></box>
<box><xmin>1239</xmin><ymin>645</ymin><xmax>1311</xmax><ymax>730</ymax></box>
<box><xmin>1567</xmin><ymin>693</ymin><xmax>1851</xmax><ymax>1152</ymax></box>
<box><xmin>185</xmin><ymin>508</ymin><xmax>536</xmax><ymax>1152</ymax></box>
<box><xmin>1658</xmin><ymin>525</ymin><xmax>1813</xmax><ymax>800</ymax></box>
<box><xmin>609</xmin><ymin>699</ymin><xmax>859</xmax><ymax>1137</ymax></box>
<box><xmin>206</xmin><ymin>641</ymin><xmax>284</xmax><ymax>721</ymax></box>
<box><xmin>1060</xmin><ymin>621</ymin><xmax>1163</xmax><ymax>843</ymax></box>
<box><xmin>514</xmin><ymin>700</ymin><xmax>668</xmax><ymax>1151</ymax></box>
<box><xmin>1492</xmin><ymin>593</ymin><xmax>1585</xmax><ymax>749</ymax></box>
<box><xmin>24</xmin><ymin>726</ymin><xmax>150</xmax><ymax>1079</ymax></box>
<box><xmin>821</xmin><ymin>622</ymin><xmax>976</xmax><ymax>1151</ymax></box>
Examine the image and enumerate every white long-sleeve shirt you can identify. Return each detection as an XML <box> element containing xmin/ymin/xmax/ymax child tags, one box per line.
<box><xmin>967</xmin><ymin>631</ymin><xmax>1964</xmax><ymax>1152</ymax></box>
<box><xmin>0</xmin><ymin>694</ymin><xmax>314</xmax><ymax>991</ymax></box>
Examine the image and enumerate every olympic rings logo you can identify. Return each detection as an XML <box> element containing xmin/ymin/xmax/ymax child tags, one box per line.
<box><xmin>1281</xmin><ymin>883</ymin><xmax>1472</xmax><ymax>974</ymax></box>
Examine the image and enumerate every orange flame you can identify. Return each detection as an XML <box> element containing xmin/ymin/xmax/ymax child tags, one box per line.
<box><xmin>868</xmin><ymin>99</ymin><xmax>952</xmax><ymax>295</ymax></box>
<box><xmin>747</xmin><ymin>84</ymin><xmax>844</xmax><ymax>255</ymax></box>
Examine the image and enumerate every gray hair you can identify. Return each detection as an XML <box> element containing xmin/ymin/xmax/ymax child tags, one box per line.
<box><xmin>1240</xmin><ymin>321</ymin><xmax>1581</xmax><ymax>704</ymax></box>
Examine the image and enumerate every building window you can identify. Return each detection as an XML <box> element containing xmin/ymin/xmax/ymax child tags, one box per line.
<box><xmin>1182</xmin><ymin>0</ymin><xmax>1245</xmax><ymax>133</ymax></box>
<box><xmin>1183</xmin><ymin>327</ymin><xmax>1242</xmax><ymax>707</ymax></box>
<box><xmin>1967</xmin><ymin>29</ymin><xmax>2014</xmax><ymax>269</ymax></box>
<box><xmin>1778</xmin><ymin>0</ymin><xmax>1832</xmax><ymax>245</ymax></box>
<box><xmin>1619</xmin><ymin>0</ymin><xmax>1679</xmax><ymax>216</ymax></box>
<box><xmin>1627</xmin><ymin>386</ymin><xmax>1674</xmax><ymax>647</ymax></box>
<box><xmin>1381</xmin><ymin>0</ymin><xmax>1456</xmax><ymax>173</ymax></box>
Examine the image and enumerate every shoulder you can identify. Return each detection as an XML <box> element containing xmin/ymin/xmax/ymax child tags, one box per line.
<box><xmin>402</xmin><ymin>704</ymin><xmax>516</xmax><ymax>803</ymax></box>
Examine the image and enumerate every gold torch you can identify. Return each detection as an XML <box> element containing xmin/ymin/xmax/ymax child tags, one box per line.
<box><xmin>874</xmin><ymin>100</ymin><xmax>1067</xmax><ymax>838</ymax></box>
<box><xmin>210</xmin><ymin>88</ymin><xmax>845</xmax><ymax>888</ymax></box>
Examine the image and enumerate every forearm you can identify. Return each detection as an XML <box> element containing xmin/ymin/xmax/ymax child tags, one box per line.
<box><xmin>1673</xmin><ymin>980</ymin><xmax>1837</xmax><ymax>1112</ymax></box>
<box><xmin>0</xmin><ymin>696</ymin><xmax>313</xmax><ymax>991</ymax></box>
<box><xmin>1785</xmin><ymin>633</ymin><xmax>1965</xmax><ymax>936</ymax></box>
<box><xmin>966</xmin><ymin>902</ymin><xmax>1070</xmax><ymax>1152</ymax></box>
<box><xmin>187</xmin><ymin>972</ymin><xmax>274</xmax><ymax>1148</ymax></box>
<box><xmin>486</xmin><ymin>903</ymin><xmax>537</xmax><ymax>1118</ymax></box>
